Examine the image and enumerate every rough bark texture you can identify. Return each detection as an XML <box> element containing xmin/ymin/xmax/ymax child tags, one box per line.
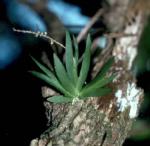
<box><xmin>29</xmin><ymin>0</ymin><xmax>147</xmax><ymax>146</ymax></box>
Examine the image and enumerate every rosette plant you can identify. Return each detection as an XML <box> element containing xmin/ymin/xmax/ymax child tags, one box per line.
<box><xmin>30</xmin><ymin>32</ymin><xmax>115</xmax><ymax>103</ymax></box>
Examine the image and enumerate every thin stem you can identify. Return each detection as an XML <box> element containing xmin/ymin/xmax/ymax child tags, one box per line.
<box><xmin>13</xmin><ymin>28</ymin><xmax>66</xmax><ymax>49</ymax></box>
<box><xmin>77</xmin><ymin>9</ymin><xmax>104</xmax><ymax>43</ymax></box>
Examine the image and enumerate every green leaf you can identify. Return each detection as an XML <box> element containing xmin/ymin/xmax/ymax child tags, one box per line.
<box><xmin>47</xmin><ymin>95</ymin><xmax>73</xmax><ymax>103</ymax></box>
<box><xmin>31</xmin><ymin>56</ymin><xmax>55</xmax><ymax>79</ymax></box>
<box><xmin>77</xmin><ymin>34</ymin><xmax>91</xmax><ymax>90</ymax></box>
<box><xmin>91</xmin><ymin>57</ymin><xmax>114</xmax><ymax>85</ymax></box>
<box><xmin>72</xmin><ymin>35</ymin><xmax>79</xmax><ymax>85</ymax></box>
<box><xmin>53</xmin><ymin>54</ymin><xmax>75</xmax><ymax>94</ymax></box>
<box><xmin>65</xmin><ymin>31</ymin><xmax>75</xmax><ymax>83</ymax></box>
<box><xmin>80</xmin><ymin>87</ymin><xmax>112</xmax><ymax>99</ymax></box>
<box><xmin>81</xmin><ymin>74</ymin><xmax>115</xmax><ymax>95</ymax></box>
<box><xmin>72</xmin><ymin>58</ymin><xmax>78</xmax><ymax>85</ymax></box>
<box><xmin>82</xmin><ymin>57</ymin><xmax>114</xmax><ymax>89</ymax></box>
<box><xmin>95</xmin><ymin>74</ymin><xmax>116</xmax><ymax>88</ymax></box>
<box><xmin>73</xmin><ymin>35</ymin><xmax>79</xmax><ymax>66</ymax></box>
<box><xmin>30</xmin><ymin>71</ymin><xmax>73</xmax><ymax>97</ymax></box>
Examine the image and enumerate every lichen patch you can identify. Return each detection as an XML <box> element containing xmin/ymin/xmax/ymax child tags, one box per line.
<box><xmin>113</xmin><ymin>14</ymin><xmax>142</xmax><ymax>70</ymax></box>
<box><xmin>115</xmin><ymin>82</ymin><xmax>142</xmax><ymax>118</ymax></box>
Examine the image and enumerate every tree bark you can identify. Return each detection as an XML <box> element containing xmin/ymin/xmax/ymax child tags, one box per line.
<box><xmin>29</xmin><ymin>0</ymin><xmax>147</xmax><ymax>146</ymax></box>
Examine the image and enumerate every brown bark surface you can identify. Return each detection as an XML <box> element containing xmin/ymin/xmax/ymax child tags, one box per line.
<box><xmin>28</xmin><ymin>0</ymin><xmax>147</xmax><ymax>145</ymax></box>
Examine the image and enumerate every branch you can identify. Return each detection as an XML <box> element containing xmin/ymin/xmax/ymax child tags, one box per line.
<box><xmin>13</xmin><ymin>28</ymin><xmax>66</xmax><ymax>49</ymax></box>
<box><xmin>77</xmin><ymin>8</ymin><xmax>104</xmax><ymax>43</ymax></box>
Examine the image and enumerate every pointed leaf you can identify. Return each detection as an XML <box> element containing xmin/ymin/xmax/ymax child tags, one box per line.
<box><xmin>30</xmin><ymin>71</ymin><xmax>73</xmax><ymax>97</ymax></box>
<box><xmin>31</xmin><ymin>56</ymin><xmax>55</xmax><ymax>78</ymax></box>
<box><xmin>65</xmin><ymin>31</ymin><xmax>75</xmax><ymax>83</ymax></box>
<box><xmin>72</xmin><ymin>35</ymin><xmax>79</xmax><ymax>84</ymax></box>
<box><xmin>81</xmin><ymin>74</ymin><xmax>115</xmax><ymax>95</ymax></box>
<box><xmin>91</xmin><ymin>57</ymin><xmax>114</xmax><ymax>85</ymax></box>
<box><xmin>95</xmin><ymin>74</ymin><xmax>116</xmax><ymax>88</ymax></box>
<box><xmin>77</xmin><ymin>34</ymin><xmax>91</xmax><ymax>90</ymax></box>
<box><xmin>73</xmin><ymin>35</ymin><xmax>79</xmax><ymax>66</ymax></box>
<box><xmin>80</xmin><ymin>87</ymin><xmax>112</xmax><ymax>99</ymax></box>
<box><xmin>53</xmin><ymin>54</ymin><xmax>75</xmax><ymax>94</ymax></box>
<box><xmin>72</xmin><ymin>58</ymin><xmax>78</xmax><ymax>84</ymax></box>
<box><xmin>47</xmin><ymin>96</ymin><xmax>73</xmax><ymax>103</ymax></box>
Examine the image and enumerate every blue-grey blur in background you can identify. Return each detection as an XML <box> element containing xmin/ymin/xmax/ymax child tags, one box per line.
<box><xmin>0</xmin><ymin>0</ymin><xmax>91</xmax><ymax>69</ymax></box>
<box><xmin>0</xmin><ymin>0</ymin><xmax>150</xmax><ymax>146</ymax></box>
<box><xmin>0</xmin><ymin>1</ymin><xmax>95</xmax><ymax>146</ymax></box>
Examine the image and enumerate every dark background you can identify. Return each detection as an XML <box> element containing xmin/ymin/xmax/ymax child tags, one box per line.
<box><xmin>0</xmin><ymin>0</ymin><xmax>150</xmax><ymax>146</ymax></box>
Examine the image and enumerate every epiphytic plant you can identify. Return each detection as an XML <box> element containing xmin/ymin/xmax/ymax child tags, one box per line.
<box><xmin>30</xmin><ymin>32</ymin><xmax>115</xmax><ymax>103</ymax></box>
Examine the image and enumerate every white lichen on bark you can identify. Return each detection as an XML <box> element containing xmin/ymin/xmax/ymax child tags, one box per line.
<box><xmin>112</xmin><ymin>11</ymin><xmax>144</xmax><ymax>119</ymax></box>
<box><xmin>113</xmin><ymin>14</ymin><xmax>142</xmax><ymax>69</ymax></box>
<box><xmin>115</xmin><ymin>82</ymin><xmax>142</xmax><ymax>118</ymax></box>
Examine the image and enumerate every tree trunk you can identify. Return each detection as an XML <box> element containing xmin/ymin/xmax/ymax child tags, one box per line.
<box><xmin>29</xmin><ymin>0</ymin><xmax>147</xmax><ymax>145</ymax></box>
